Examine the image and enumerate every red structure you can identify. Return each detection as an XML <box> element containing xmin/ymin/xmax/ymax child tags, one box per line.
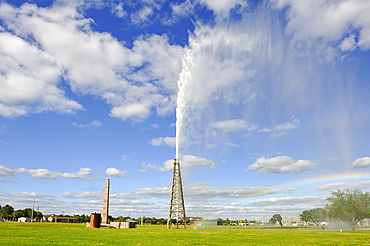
<box><xmin>90</xmin><ymin>213</ymin><xmax>101</xmax><ymax>228</ymax></box>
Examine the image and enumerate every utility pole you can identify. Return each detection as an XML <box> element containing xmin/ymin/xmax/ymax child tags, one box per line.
<box><xmin>55</xmin><ymin>208</ymin><xmax>58</xmax><ymax>224</ymax></box>
<box><xmin>238</xmin><ymin>208</ymin><xmax>240</xmax><ymax>226</ymax></box>
<box><xmin>141</xmin><ymin>204</ymin><xmax>143</xmax><ymax>227</ymax></box>
<box><xmin>37</xmin><ymin>206</ymin><xmax>39</xmax><ymax>222</ymax></box>
<box><xmin>31</xmin><ymin>199</ymin><xmax>35</xmax><ymax>222</ymax></box>
<box><xmin>244</xmin><ymin>207</ymin><xmax>246</xmax><ymax>229</ymax></box>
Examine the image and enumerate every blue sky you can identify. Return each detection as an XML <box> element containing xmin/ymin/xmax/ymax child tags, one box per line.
<box><xmin>1</xmin><ymin>0</ymin><xmax>370</xmax><ymax>221</ymax></box>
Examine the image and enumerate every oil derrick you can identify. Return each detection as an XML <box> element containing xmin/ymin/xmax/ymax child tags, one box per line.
<box><xmin>167</xmin><ymin>159</ymin><xmax>186</xmax><ymax>229</ymax></box>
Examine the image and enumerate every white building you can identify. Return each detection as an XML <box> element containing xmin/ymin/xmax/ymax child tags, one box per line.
<box><xmin>18</xmin><ymin>217</ymin><xmax>30</xmax><ymax>222</ymax></box>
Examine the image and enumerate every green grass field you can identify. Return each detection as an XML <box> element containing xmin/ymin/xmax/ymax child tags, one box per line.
<box><xmin>1</xmin><ymin>222</ymin><xmax>370</xmax><ymax>245</ymax></box>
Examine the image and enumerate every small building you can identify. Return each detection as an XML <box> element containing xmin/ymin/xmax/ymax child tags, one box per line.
<box><xmin>46</xmin><ymin>215</ymin><xmax>77</xmax><ymax>223</ymax></box>
<box><xmin>186</xmin><ymin>217</ymin><xmax>203</xmax><ymax>224</ymax></box>
<box><xmin>18</xmin><ymin>217</ymin><xmax>30</xmax><ymax>222</ymax></box>
<box><xmin>55</xmin><ymin>217</ymin><xmax>77</xmax><ymax>223</ymax></box>
<box><xmin>110</xmin><ymin>221</ymin><xmax>136</xmax><ymax>228</ymax></box>
<box><xmin>42</xmin><ymin>215</ymin><xmax>53</xmax><ymax>222</ymax></box>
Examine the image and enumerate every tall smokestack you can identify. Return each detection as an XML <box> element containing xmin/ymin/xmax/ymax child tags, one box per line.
<box><xmin>102</xmin><ymin>178</ymin><xmax>110</xmax><ymax>225</ymax></box>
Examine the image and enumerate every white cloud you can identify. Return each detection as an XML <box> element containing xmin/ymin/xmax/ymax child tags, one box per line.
<box><xmin>315</xmin><ymin>182</ymin><xmax>348</xmax><ymax>191</ymax></box>
<box><xmin>0</xmin><ymin>2</ymin><xmax>182</xmax><ymax>121</ymax></box>
<box><xmin>165</xmin><ymin>0</ymin><xmax>248</xmax><ymax>24</ymax></box>
<box><xmin>213</xmin><ymin>119</ymin><xmax>258</xmax><ymax>132</ymax></box>
<box><xmin>122</xmin><ymin>155</ymin><xmax>129</xmax><ymax>161</ymax></box>
<box><xmin>205</xmin><ymin>144</ymin><xmax>216</xmax><ymax>149</ymax></box>
<box><xmin>123</xmin><ymin>182</ymin><xmax>293</xmax><ymax>201</ymax></box>
<box><xmin>351</xmin><ymin>157</ymin><xmax>370</xmax><ymax>168</ymax></box>
<box><xmin>258</xmin><ymin>127</ymin><xmax>271</xmax><ymax>133</ymax></box>
<box><xmin>349</xmin><ymin>180</ymin><xmax>370</xmax><ymax>190</ymax></box>
<box><xmin>340</xmin><ymin>34</ymin><xmax>357</xmax><ymax>51</ymax></box>
<box><xmin>156</xmin><ymin>155</ymin><xmax>215</xmax><ymax>172</ymax></box>
<box><xmin>73</xmin><ymin>120</ymin><xmax>103</xmax><ymax>129</ymax></box>
<box><xmin>246</xmin><ymin>156</ymin><xmax>317</xmax><ymax>174</ymax></box>
<box><xmin>105</xmin><ymin>167</ymin><xmax>128</xmax><ymax>178</ymax></box>
<box><xmin>149</xmin><ymin>137</ymin><xmax>176</xmax><ymax>147</ymax></box>
<box><xmin>131</xmin><ymin>6</ymin><xmax>153</xmax><ymax>25</ymax></box>
<box><xmin>0</xmin><ymin>165</ymin><xmax>19</xmax><ymax>179</ymax></box>
<box><xmin>139</xmin><ymin>162</ymin><xmax>156</xmax><ymax>173</ymax></box>
<box><xmin>197</xmin><ymin>0</ymin><xmax>248</xmax><ymax>18</ymax></box>
<box><xmin>16</xmin><ymin>167</ymin><xmax>93</xmax><ymax>179</ymax></box>
<box><xmin>225</xmin><ymin>142</ymin><xmax>239</xmax><ymax>148</ymax></box>
<box><xmin>165</xmin><ymin>0</ymin><xmax>195</xmax><ymax>24</ymax></box>
<box><xmin>272</xmin><ymin>118</ymin><xmax>300</xmax><ymax>137</ymax></box>
<box><xmin>0</xmin><ymin>30</ymin><xmax>83</xmax><ymax>117</ymax></box>
<box><xmin>110</xmin><ymin>2</ymin><xmax>126</xmax><ymax>18</ymax></box>
<box><xmin>0</xmin><ymin>192</ymin><xmax>59</xmax><ymax>212</ymax></box>
<box><xmin>246</xmin><ymin>196</ymin><xmax>326</xmax><ymax>207</ymax></box>
<box><xmin>271</xmin><ymin>0</ymin><xmax>370</xmax><ymax>51</ymax></box>
<box><xmin>149</xmin><ymin>123</ymin><xmax>159</xmax><ymax>129</ymax></box>
<box><xmin>63</xmin><ymin>191</ymin><xmax>102</xmax><ymax>200</ymax></box>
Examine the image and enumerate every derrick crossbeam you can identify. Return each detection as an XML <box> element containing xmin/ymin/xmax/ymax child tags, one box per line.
<box><xmin>167</xmin><ymin>159</ymin><xmax>186</xmax><ymax>229</ymax></box>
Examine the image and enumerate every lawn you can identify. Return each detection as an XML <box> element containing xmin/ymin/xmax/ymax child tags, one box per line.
<box><xmin>1</xmin><ymin>222</ymin><xmax>370</xmax><ymax>245</ymax></box>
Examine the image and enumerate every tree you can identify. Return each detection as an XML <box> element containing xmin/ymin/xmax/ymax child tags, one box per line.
<box><xmin>223</xmin><ymin>218</ymin><xmax>230</xmax><ymax>224</ymax></box>
<box><xmin>326</xmin><ymin>189</ymin><xmax>370</xmax><ymax>231</ymax></box>
<box><xmin>300</xmin><ymin>210</ymin><xmax>311</xmax><ymax>226</ymax></box>
<box><xmin>269</xmin><ymin>214</ymin><xmax>283</xmax><ymax>227</ymax></box>
<box><xmin>310</xmin><ymin>208</ymin><xmax>326</xmax><ymax>229</ymax></box>
<box><xmin>1</xmin><ymin>205</ymin><xmax>14</xmax><ymax>220</ymax></box>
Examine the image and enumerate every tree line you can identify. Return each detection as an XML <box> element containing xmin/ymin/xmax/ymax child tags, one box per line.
<box><xmin>3</xmin><ymin>188</ymin><xmax>369</xmax><ymax>229</ymax></box>
<box><xmin>269</xmin><ymin>189</ymin><xmax>370</xmax><ymax>230</ymax></box>
<box><xmin>0</xmin><ymin>205</ymin><xmax>42</xmax><ymax>221</ymax></box>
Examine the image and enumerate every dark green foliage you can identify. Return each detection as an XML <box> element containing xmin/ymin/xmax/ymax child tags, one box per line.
<box><xmin>326</xmin><ymin>189</ymin><xmax>370</xmax><ymax>231</ymax></box>
<box><xmin>0</xmin><ymin>204</ymin><xmax>14</xmax><ymax>220</ymax></box>
<box><xmin>269</xmin><ymin>214</ymin><xmax>283</xmax><ymax>227</ymax></box>
<box><xmin>74</xmin><ymin>214</ymin><xmax>91</xmax><ymax>223</ymax></box>
<box><xmin>300</xmin><ymin>208</ymin><xmax>326</xmax><ymax>228</ymax></box>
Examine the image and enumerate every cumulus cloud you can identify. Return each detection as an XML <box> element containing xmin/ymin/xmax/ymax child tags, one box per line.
<box><xmin>16</xmin><ymin>167</ymin><xmax>93</xmax><ymax>179</ymax></box>
<box><xmin>131</xmin><ymin>6</ymin><xmax>154</xmax><ymax>25</ymax></box>
<box><xmin>0</xmin><ymin>2</ymin><xmax>182</xmax><ymax>121</ymax></box>
<box><xmin>110</xmin><ymin>2</ymin><xmax>126</xmax><ymax>18</ymax></box>
<box><xmin>103</xmin><ymin>182</ymin><xmax>294</xmax><ymax>201</ymax></box>
<box><xmin>0</xmin><ymin>165</ymin><xmax>19</xmax><ymax>180</ymax></box>
<box><xmin>246</xmin><ymin>156</ymin><xmax>317</xmax><ymax>174</ymax></box>
<box><xmin>1</xmin><ymin>192</ymin><xmax>59</xmax><ymax>212</ymax></box>
<box><xmin>197</xmin><ymin>0</ymin><xmax>248</xmax><ymax>18</ymax></box>
<box><xmin>0</xmin><ymin>31</ymin><xmax>83</xmax><ymax>117</ymax></box>
<box><xmin>349</xmin><ymin>180</ymin><xmax>370</xmax><ymax>190</ymax></box>
<box><xmin>351</xmin><ymin>157</ymin><xmax>370</xmax><ymax>168</ymax></box>
<box><xmin>315</xmin><ymin>182</ymin><xmax>348</xmax><ymax>191</ymax></box>
<box><xmin>246</xmin><ymin>196</ymin><xmax>327</xmax><ymax>207</ymax></box>
<box><xmin>212</xmin><ymin>119</ymin><xmax>258</xmax><ymax>132</ymax></box>
<box><xmin>63</xmin><ymin>191</ymin><xmax>102</xmax><ymax>200</ymax></box>
<box><xmin>258</xmin><ymin>127</ymin><xmax>271</xmax><ymax>133</ymax></box>
<box><xmin>105</xmin><ymin>167</ymin><xmax>128</xmax><ymax>178</ymax></box>
<box><xmin>272</xmin><ymin>118</ymin><xmax>300</xmax><ymax>137</ymax></box>
<box><xmin>225</xmin><ymin>142</ymin><xmax>239</xmax><ymax>148</ymax></box>
<box><xmin>271</xmin><ymin>0</ymin><xmax>370</xmax><ymax>50</ymax></box>
<box><xmin>73</xmin><ymin>120</ymin><xmax>103</xmax><ymax>129</ymax></box>
<box><xmin>156</xmin><ymin>155</ymin><xmax>216</xmax><ymax>172</ymax></box>
<box><xmin>139</xmin><ymin>162</ymin><xmax>157</xmax><ymax>173</ymax></box>
<box><xmin>165</xmin><ymin>0</ymin><xmax>248</xmax><ymax>24</ymax></box>
<box><xmin>149</xmin><ymin>137</ymin><xmax>176</xmax><ymax>147</ymax></box>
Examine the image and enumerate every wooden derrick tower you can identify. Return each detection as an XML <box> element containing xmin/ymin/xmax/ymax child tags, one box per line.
<box><xmin>167</xmin><ymin>159</ymin><xmax>186</xmax><ymax>229</ymax></box>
